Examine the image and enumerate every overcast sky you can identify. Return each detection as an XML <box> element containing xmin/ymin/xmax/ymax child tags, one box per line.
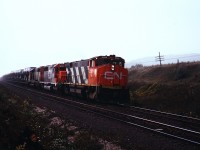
<box><xmin>0</xmin><ymin>0</ymin><xmax>200</xmax><ymax>77</ymax></box>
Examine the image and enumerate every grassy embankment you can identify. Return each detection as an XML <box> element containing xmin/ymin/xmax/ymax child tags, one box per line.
<box><xmin>128</xmin><ymin>62</ymin><xmax>200</xmax><ymax>117</ymax></box>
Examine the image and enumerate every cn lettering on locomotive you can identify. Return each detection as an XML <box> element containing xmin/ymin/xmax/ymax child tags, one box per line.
<box><xmin>104</xmin><ymin>71</ymin><xmax>123</xmax><ymax>80</ymax></box>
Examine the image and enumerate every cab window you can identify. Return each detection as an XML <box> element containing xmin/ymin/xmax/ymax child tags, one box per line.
<box><xmin>90</xmin><ymin>60</ymin><xmax>96</xmax><ymax>67</ymax></box>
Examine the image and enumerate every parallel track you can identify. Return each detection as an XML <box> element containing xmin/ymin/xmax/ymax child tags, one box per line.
<box><xmin>116</xmin><ymin>104</ymin><xmax>200</xmax><ymax>134</ymax></box>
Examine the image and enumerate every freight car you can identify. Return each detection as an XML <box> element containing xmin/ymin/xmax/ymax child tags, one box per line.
<box><xmin>3</xmin><ymin>55</ymin><xmax>129</xmax><ymax>103</ymax></box>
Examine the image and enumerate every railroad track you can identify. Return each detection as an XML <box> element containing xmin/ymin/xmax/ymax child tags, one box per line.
<box><xmin>2</xmin><ymin>81</ymin><xmax>200</xmax><ymax>146</ymax></box>
<box><xmin>116</xmin><ymin>104</ymin><xmax>200</xmax><ymax>134</ymax></box>
<box><xmin>131</xmin><ymin>105</ymin><xmax>200</xmax><ymax>128</ymax></box>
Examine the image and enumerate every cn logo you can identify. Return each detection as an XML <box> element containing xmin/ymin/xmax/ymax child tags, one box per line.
<box><xmin>104</xmin><ymin>71</ymin><xmax>123</xmax><ymax>80</ymax></box>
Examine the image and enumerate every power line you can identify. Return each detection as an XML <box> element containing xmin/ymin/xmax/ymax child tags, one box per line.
<box><xmin>132</xmin><ymin>54</ymin><xmax>200</xmax><ymax>64</ymax></box>
<box><xmin>164</xmin><ymin>54</ymin><xmax>200</xmax><ymax>61</ymax></box>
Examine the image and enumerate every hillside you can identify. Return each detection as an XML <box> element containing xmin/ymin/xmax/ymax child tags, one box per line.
<box><xmin>128</xmin><ymin>62</ymin><xmax>200</xmax><ymax>118</ymax></box>
<box><xmin>126</xmin><ymin>53</ymin><xmax>200</xmax><ymax>68</ymax></box>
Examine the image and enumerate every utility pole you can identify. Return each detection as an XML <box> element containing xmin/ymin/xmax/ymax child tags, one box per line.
<box><xmin>155</xmin><ymin>52</ymin><xmax>164</xmax><ymax>66</ymax></box>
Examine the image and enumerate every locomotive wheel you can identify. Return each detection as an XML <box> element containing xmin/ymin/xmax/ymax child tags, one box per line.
<box><xmin>88</xmin><ymin>91</ymin><xmax>99</xmax><ymax>101</ymax></box>
<box><xmin>64</xmin><ymin>87</ymin><xmax>70</xmax><ymax>95</ymax></box>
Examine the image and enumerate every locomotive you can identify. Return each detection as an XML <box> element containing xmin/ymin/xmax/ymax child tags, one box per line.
<box><xmin>3</xmin><ymin>55</ymin><xmax>129</xmax><ymax>103</ymax></box>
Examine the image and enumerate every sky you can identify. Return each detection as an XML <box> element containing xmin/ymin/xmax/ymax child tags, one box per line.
<box><xmin>0</xmin><ymin>0</ymin><xmax>200</xmax><ymax>77</ymax></box>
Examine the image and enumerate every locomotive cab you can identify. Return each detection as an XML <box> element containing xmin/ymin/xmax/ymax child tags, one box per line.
<box><xmin>88</xmin><ymin>55</ymin><xmax>129</xmax><ymax>103</ymax></box>
<box><xmin>88</xmin><ymin>55</ymin><xmax>128</xmax><ymax>88</ymax></box>
<box><xmin>54</xmin><ymin>64</ymin><xmax>66</xmax><ymax>83</ymax></box>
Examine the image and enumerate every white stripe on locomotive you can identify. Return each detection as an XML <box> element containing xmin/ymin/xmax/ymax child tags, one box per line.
<box><xmin>75</xmin><ymin>67</ymin><xmax>81</xmax><ymax>84</ymax></box>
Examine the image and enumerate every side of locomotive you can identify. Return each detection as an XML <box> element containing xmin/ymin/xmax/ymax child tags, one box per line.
<box><xmin>64</xmin><ymin>55</ymin><xmax>129</xmax><ymax>103</ymax></box>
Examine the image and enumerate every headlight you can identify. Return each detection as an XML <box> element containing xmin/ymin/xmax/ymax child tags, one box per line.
<box><xmin>111</xmin><ymin>65</ymin><xmax>115</xmax><ymax>71</ymax></box>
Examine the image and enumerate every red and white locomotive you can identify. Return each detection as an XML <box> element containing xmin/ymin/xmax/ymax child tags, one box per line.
<box><xmin>27</xmin><ymin>64</ymin><xmax>66</xmax><ymax>90</ymax></box>
<box><xmin>4</xmin><ymin>55</ymin><xmax>129</xmax><ymax>103</ymax></box>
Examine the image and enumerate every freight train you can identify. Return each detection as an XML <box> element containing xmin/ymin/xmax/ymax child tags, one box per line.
<box><xmin>3</xmin><ymin>55</ymin><xmax>129</xmax><ymax>103</ymax></box>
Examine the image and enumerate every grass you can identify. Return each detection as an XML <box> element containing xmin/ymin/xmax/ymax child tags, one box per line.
<box><xmin>0</xmin><ymin>85</ymin><xmax>104</xmax><ymax>150</ymax></box>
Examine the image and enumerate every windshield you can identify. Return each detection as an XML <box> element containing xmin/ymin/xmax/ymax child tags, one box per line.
<box><xmin>96</xmin><ymin>58</ymin><xmax>124</xmax><ymax>67</ymax></box>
